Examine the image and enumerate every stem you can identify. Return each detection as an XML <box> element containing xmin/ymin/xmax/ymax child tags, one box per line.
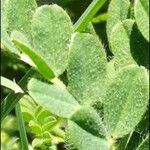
<box><xmin>73</xmin><ymin>0</ymin><xmax>107</xmax><ymax>32</ymax></box>
<box><xmin>15</xmin><ymin>103</ymin><xmax>29</xmax><ymax>150</ymax></box>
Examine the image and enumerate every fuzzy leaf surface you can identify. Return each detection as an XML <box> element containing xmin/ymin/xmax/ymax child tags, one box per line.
<box><xmin>28</xmin><ymin>78</ymin><xmax>80</xmax><ymax>118</ymax></box>
<box><xmin>67</xmin><ymin>33</ymin><xmax>107</xmax><ymax>105</ymax></box>
<box><xmin>104</xmin><ymin>65</ymin><xmax>149</xmax><ymax>138</ymax></box>
<box><xmin>106</xmin><ymin>0</ymin><xmax>130</xmax><ymax>38</ymax></box>
<box><xmin>12</xmin><ymin>31</ymin><xmax>55</xmax><ymax>80</ymax></box>
<box><xmin>110</xmin><ymin>19</ymin><xmax>149</xmax><ymax>69</ymax></box>
<box><xmin>66</xmin><ymin>106</ymin><xmax>110</xmax><ymax>150</ymax></box>
<box><xmin>31</xmin><ymin>5</ymin><xmax>73</xmax><ymax>76</ymax></box>
<box><xmin>5</xmin><ymin>0</ymin><xmax>37</xmax><ymax>40</ymax></box>
<box><xmin>134</xmin><ymin>0</ymin><xmax>149</xmax><ymax>41</ymax></box>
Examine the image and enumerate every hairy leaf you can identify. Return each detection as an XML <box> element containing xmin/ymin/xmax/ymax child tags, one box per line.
<box><xmin>28</xmin><ymin>78</ymin><xmax>80</xmax><ymax>118</ymax></box>
<box><xmin>5</xmin><ymin>0</ymin><xmax>37</xmax><ymax>40</ymax></box>
<box><xmin>107</xmin><ymin>0</ymin><xmax>130</xmax><ymax>38</ymax></box>
<box><xmin>134</xmin><ymin>0</ymin><xmax>149</xmax><ymax>41</ymax></box>
<box><xmin>67</xmin><ymin>33</ymin><xmax>107</xmax><ymax>105</ymax></box>
<box><xmin>110</xmin><ymin>19</ymin><xmax>149</xmax><ymax>69</ymax></box>
<box><xmin>12</xmin><ymin>31</ymin><xmax>55</xmax><ymax>80</ymax></box>
<box><xmin>1</xmin><ymin>0</ymin><xmax>19</xmax><ymax>56</ymax></box>
<box><xmin>66</xmin><ymin>107</ymin><xmax>111</xmax><ymax>150</ymax></box>
<box><xmin>31</xmin><ymin>4</ymin><xmax>73</xmax><ymax>76</ymax></box>
<box><xmin>104</xmin><ymin>65</ymin><xmax>149</xmax><ymax>138</ymax></box>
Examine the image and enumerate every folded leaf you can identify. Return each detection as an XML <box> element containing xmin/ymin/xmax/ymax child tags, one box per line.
<box><xmin>28</xmin><ymin>78</ymin><xmax>80</xmax><ymax>118</ymax></box>
<box><xmin>134</xmin><ymin>0</ymin><xmax>149</xmax><ymax>41</ymax></box>
<box><xmin>106</xmin><ymin>0</ymin><xmax>130</xmax><ymax>38</ymax></box>
<box><xmin>110</xmin><ymin>19</ymin><xmax>149</xmax><ymax>69</ymax></box>
<box><xmin>66</xmin><ymin>106</ymin><xmax>111</xmax><ymax>150</ymax></box>
<box><xmin>31</xmin><ymin>4</ymin><xmax>73</xmax><ymax>76</ymax></box>
<box><xmin>67</xmin><ymin>33</ymin><xmax>107</xmax><ymax>105</ymax></box>
<box><xmin>12</xmin><ymin>31</ymin><xmax>55</xmax><ymax>80</ymax></box>
<box><xmin>5</xmin><ymin>0</ymin><xmax>37</xmax><ymax>40</ymax></box>
<box><xmin>104</xmin><ymin>65</ymin><xmax>149</xmax><ymax>138</ymax></box>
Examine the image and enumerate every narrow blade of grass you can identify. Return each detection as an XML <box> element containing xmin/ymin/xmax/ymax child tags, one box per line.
<box><xmin>15</xmin><ymin>103</ymin><xmax>29</xmax><ymax>150</ymax></box>
<box><xmin>1</xmin><ymin>68</ymin><xmax>35</xmax><ymax>121</ymax></box>
<box><xmin>73</xmin><ymin>0</ymin><xmax>107</xmax><ymax>32</ymax></box>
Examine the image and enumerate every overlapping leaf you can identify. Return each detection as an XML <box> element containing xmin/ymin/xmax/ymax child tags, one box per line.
<box><xmin>110</xmin><ymin>19</ymin><xmax>149</xmax><ymax>69</ymax></box>
<box><xmin>134</xmin><ymin>0</ymin><xmax>149</xmax><ymax>41</ymax></box>
<box><xmin>31</xmin><ymin>4</ymin><xmax>73</xmax><ymax>76</ymax></box>
<box><xmin>5</xmin><ymin>0</ymin><xmax>37</xmax><ymax>41</ymax></box>
<box><xmin>67</xmin><ymin>33</ymin><xmax>107</xmax><ymax>105</ymax></box>
<box><xmin>66</xmin><ymin>106</ymin><xmax>111</xmax><ymax>150</ymax></box>
<box><xmin>27</xmin><ymin>78</ymin><xmax>80</xmax><ymax>118</ymax></box>
<box><xmin>104</xmin><ymin>65</ymin><xmax>149</xmax><ymax>138</ymax></box>
<box><xmin>106</xmin><ymin>0</ymin><xmax>130</xmax><ymax>38</ymax></box>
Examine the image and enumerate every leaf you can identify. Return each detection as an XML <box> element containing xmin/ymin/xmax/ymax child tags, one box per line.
<box><xmin>106</xmin><ymin>0</ymin><xmax>130</xmax><ymax>38</ymax></box>
<box><xmin>134</xmin><ymin>0</ymin><xmax>149</xmax><ymax>41</ymax></box>
<box><xmin>1</xmin><ymin>68</ymin><xmax>35</xmax><ymax>121</ymax></box>
<box><xmin>66</xmin><ymin>106</ymin><xmax>111</xmax><ymax>150</ymax></box>
<box><xmin>28</xmin><ymin>78</ymin><xmax>80</xmax><ymax>118</ymax></box>
<box><xmin>5</xmin><ymin>0</ymin><xmax>37</xmax><ymax>40</ymax></box>
<box><xmin>31</xmin><ymin>4</ymin><xmax>73</xmax><ymax>76</ymax></box>
<box><xmin>104</xmin><ymin>65</ymin><xmax>149</xmax><ymax>138</ymax></box>
<box><xmin>12</xmin><ymin>31</ymin><xmax>55</xmax><ymax>80</ymax></box>
<box><xmin>67</xmin><ymin>33</ymin><xmax>107</xmax><ymax>105</ymax></box>
<box><xmin>110</xmin><ymin>19</ymin><xmax>149</xmax><ymax>69</ymax></box>
<box><xmin>1</xmin><ymin>76</ymin><xmax>24</xmax><ymax>93</ymax></box>
<box><xmin>1</xmin><ymin>0</ymin><xmax>19</xmax><ymax>56</ymax></box>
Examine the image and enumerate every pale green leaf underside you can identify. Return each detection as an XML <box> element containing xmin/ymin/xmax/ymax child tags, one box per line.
<box><xmin>12</xmin><ymin>31</ymin><xmax>55</xmax><ymax>80</ymax></box>
<box><xmin>66</xmin><ymin>107</ymin><xmax>110</xmax><ymax>150</ymax></box>
<box><xmin>110</xmin><ymin>19</ymin><xmax>149</xmax><ymax>69</ymax></box>
<box><xmin>67</xmin><ymin>33</ymin><xmax>107</xmax><ymax>105</ymax></box>
<box><xmin>106</xmin><ymin>0</ymin><xmax>130</xmax><ymax>38</ymax></box>
<box><xmin>31</xmin><ymin>4</ymin><xmax>73</xmax><ymax>76</ymax></box>
<box><xmin>5</xmin><ymin>0</ymin><xmax>37</xmax><ymax>41</ymax></box>
<box><xmin>1</xmin><ymin>76</ymin><xmax>24</xmax><ymax>93</ymax></box>
<box><xmin>134</xmin><ymin>0</ymin><xmax>149</xmax><ymax>41</ymax></box>
<box><xmin>28</xmin><ymin>78</ymin><xmax>80</xmax><ymax>118</ymax></box>
<box><xmin>104</xmin><ymin>65</ymin><xmax>149</xmax><ymax>138</ymax></box>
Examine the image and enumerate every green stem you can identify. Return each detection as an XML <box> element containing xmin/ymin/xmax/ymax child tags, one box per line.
<box><xmin>15</xmin><ymin>103</ymin><xmax>29</xmax><ymax>150</ymax></box>
<box><xmin>73</xmin><ymin>0</ymin><xmax>107</xmax><ymax>32</ymax></box>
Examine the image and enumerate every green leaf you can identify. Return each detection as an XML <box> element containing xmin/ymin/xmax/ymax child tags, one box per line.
<box><xmin>134</xmin><ymin>0</ymin><xmax>149</xmax><ymax>41</ymax></box>
<box><xmin>1</xmin><ymin>0</ymin><xmax>19</xmax><ymax>56</ymax></box>
<box><xmin>29</xmin><ymin>120</ymin><xmax>42</xmax><ymax>135</ymax></box>
<box><xmin>66</xmin><ymin>106</ymin><xmax>111</xmax><ymax>150</ymax></box>
<box><xmin>12</xmin><ymin>31</ymin><xmax>55</xmax><ymax>80</ymax></box>
<box><xmin>15</xmin><ymin>103</ymin><xmax>29</xmax><ymax>150</ymax></box>
<box><xmin>31</xmin><ymin>4</ymin><xmax>73</xmax><ymax>76</ymax></box>
<box><xmin>110</xmin><ymin>19</ymin><xmax>149</xmax><ymax>69</ymax></box>
<box><xmin>67</xmin><ymin>33</ymin><xmax>107</xmax><ymax>105</ymax></box>
<box><xmin>1</xmin><ymin>76</ymin><xmax>24</xmax><ymax>93</ymax></box>
<box><xmin>28</xmin><ymin>78</ymin><xmax>80</xmax><ymax>118</ymax></box>
<box><xmin>106</xmin><ymin>0</ymin><xmax>130</xmax><ymax>38</ymax></box>
<box><xmin>5</xmin><ymin>0</ymin><xmax>37</xmax><ymax>40</ymax></box>
<box><xmin>1</xmin><ymin>68</ymin><xmax>35</xmax><ymax>121</ymax></box>
<box><xmin>104</xmin><ymin>65</ymin><xmax>149</xmax><ymax>138</ymax></box>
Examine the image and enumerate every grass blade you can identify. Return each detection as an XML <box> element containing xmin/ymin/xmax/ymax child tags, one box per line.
<box><xmin>1</xmin><ymin>68</ymin><xmax>35</xmax><ymax>121</ymax></box>
<box><xmin>73</xmin><ymin>0</ymin><xmax>106</xmax><ymax>32</ymax></box>
<box><xmin>15</xmin><ymin>103</ymin><xmax>29</xmax><ymax>150</ymax></box>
